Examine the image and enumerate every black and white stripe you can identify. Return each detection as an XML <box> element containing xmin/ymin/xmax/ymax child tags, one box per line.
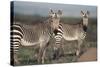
<box><xmin>54</xmin><ymin>24</ymin><xmax>63</xmax><ymax>46</ymax></box>
<box><xmin>11</xmin><ymin>23</ymin><xmax>23</xmax><ymax>53</ymax></box>
<box><xmin>53</xmin><ymin>23</ymin><xmax>64</xmax><ymax>58</ymax></box>
<box><xmin>10</xmin><ymin>23</ymin><xmax>24</xmax><ymax>65</ymax></box>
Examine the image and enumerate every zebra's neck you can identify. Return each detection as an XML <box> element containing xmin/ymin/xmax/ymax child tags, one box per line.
<box><xmin>81</xmin><ymin>18</ymin><xmax>88</xmax><ymax>32</ymax></box>
<box><xmin>83</xmin><ymin>18</ymin><xmax>88</xmax><ymax>26</ymax></box>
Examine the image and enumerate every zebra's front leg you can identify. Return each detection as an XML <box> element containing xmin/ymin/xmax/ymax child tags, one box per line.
<box><xmin>11</xmin><ymin>44</ymin><xmax>20</xmax><ymax>65</ymax></box>
<box><xmin>41</xmin><ymin>41</ymin><xmax>50</xmax><ymax>64</ymax></box>
<box><xmin>76</xmin><ymin>40</ymin><xmax>83</xmax><ymax>56</ymax></box>
<box><xmin>60</xmin><ymin>44</ymin><xmax>65</xmax><ymax>56</ymax></box>
<box><xmin>38</xmin><ymin>47</ymin><xmax>43</xmax><ymax>64</ymax></box>
<box><xmin>42</xmin><ymin>48</ymin><xmax>46</xmax><ymax>64</ymax></box>
<box><xmin>38</xmin><ymin>43</ymin><xmax>47</xmax><ymax>64</ymax></box>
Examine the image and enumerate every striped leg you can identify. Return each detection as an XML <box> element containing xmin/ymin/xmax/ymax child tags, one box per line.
<box><xmin>10</xmin><ymin>37</ymin><xmax>21</xmax><ymax>65</ymax></box>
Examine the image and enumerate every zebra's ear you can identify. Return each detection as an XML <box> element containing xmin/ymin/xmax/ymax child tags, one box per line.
<box><xmin>58</xmin><ymin>10</ymin><xmax>62</xmax><ymax>15</ymax></box>
<box><xmin>81</xmin><ymin>10</ymin><xmax>84</xmax><ymax>15</ymax></box>
<box><xmin>87</xmin><ymin>11</ymin><xmax>90</xmax><ymax>15</ymax></box>
<box><xmin>49</xmin><ymin>8</ymin><xmax>54</xmax><ymax>14</ymax></box>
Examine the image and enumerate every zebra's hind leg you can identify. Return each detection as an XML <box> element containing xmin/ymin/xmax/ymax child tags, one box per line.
<box><xmin>76</xmin><ymin>40</ymin><xmax>83</xmax><ymax>56</ymax></box>
<box><xmin>53</xmin><ymin>41</ymin><xmax>64</xmax><ymax>59</ymax></box>
<box><xmin>11</xmin><ymin>51</ymin><xmax>20</xmax><ymax>66</ymax></box>
<box><xmin>14</xmin><ymin>54</ymin><xmax>20</xmax><ymax>65</ymax></box>
<box><xmin>59</xmin><ymin>39</ymin><xmax>65</xmax><ymax>57</ymax></box>
<box><xmin>53</xmin><ymin>45</ymin><xmax>61</xmax><ymax>59</ymax></box>
<box><xmin>60</xmin><ymin>44</ymin><xmax>65</xmax><ymax>57</ymax></box>
<box><xmin>11</xmin><ymin>44</ymin><xmax>20</xmax><ymax>65</ymax></box>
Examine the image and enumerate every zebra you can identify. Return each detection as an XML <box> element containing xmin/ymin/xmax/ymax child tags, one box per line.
<box><xmin>53</xmin><ymin>10</ymin><xmax>89</xmax><ymax>59</ymax></box>
<box><xmin>10</xmin><ymin>9</ymin><xmax>62</xmax><ymax>65</ymax></box>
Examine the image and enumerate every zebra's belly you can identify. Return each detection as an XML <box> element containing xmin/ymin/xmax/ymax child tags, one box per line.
<box><xmin>21</xmin><ymin>39</ymin><xmax>40</xmax><ymax>46</ymax></box>
<box><xmin>63</xmin><ymin>35</ymin><xmax>78</xmax><ymax>41</ymax></box>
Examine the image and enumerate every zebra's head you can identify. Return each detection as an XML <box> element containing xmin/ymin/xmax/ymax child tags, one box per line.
<box><xmin>81</xmin><ymin>10</ymin><xmax>89</xmax><ymax>27</ymax></box>
<box><xmin>49</xmin><ymin>9</ymin><xmax>62</xmax><ymax>19</ymax></box>
<box><xmin>49</xmin><ymin>9</ymin><xmax>62</xmax><ymax>30</ymax></box>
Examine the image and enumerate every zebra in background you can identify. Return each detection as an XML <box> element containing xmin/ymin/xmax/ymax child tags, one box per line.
<box><xmin>53</xmin><ymin>10</ymin><xmax>89</xmax><ymax>59</ymax></box>
<box><xmin>10</xmin><ymin>9</ymin><xmax>62</xmax><ymax>65</ymax></box>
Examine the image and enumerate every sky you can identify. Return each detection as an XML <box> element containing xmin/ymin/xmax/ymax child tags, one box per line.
<box><xmin>12</xmin><ymin>1</ymin><xmax>97</xmax><ymax>18</ymax></box>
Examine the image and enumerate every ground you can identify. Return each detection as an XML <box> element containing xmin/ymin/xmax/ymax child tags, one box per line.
<box><xmin>78</xmin><ymin>48</ymin><xmax>97</xmax><ymax>62</ymax></box>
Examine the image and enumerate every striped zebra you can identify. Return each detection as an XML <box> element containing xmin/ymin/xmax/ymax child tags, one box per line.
<box><xmin>53</xmin><ymin>10</ymin><xmax>89</xmax><ymax>58</ymax></box>
<box><xmin>10</xmin><ymin>9</ymin><xmax>62</xmax><ymax>65</ymax></box>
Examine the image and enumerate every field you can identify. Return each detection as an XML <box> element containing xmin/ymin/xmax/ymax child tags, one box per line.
<box><xmin>12</xmin><ymin>14</ymin><xmax>97</xmax><ymax>65</ymax></box>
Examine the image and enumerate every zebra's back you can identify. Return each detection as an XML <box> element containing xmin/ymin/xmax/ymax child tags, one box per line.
<box><xmin>60</xmin><ymin>23</ymin><xmax>86</xmax><ymax>41</ymax></box>
<box><xmin>11</xmin><ymin>22</ymin><xmax>52</xmax><ymax>46</ymax></box>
